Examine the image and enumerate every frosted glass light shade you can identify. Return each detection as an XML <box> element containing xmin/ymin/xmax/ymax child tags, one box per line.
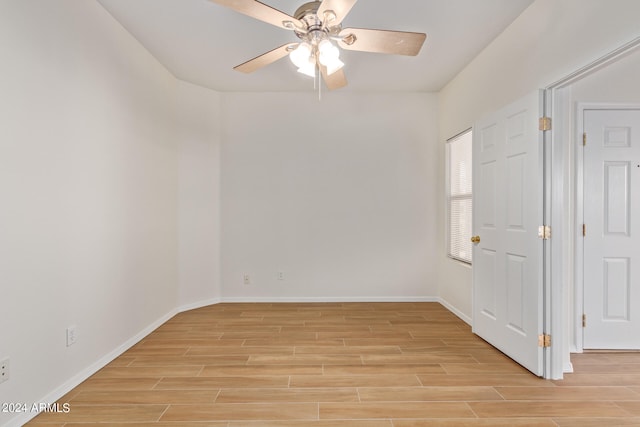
<box><xmin>289</xmin><ymin>42</ymin><xmax>313</xmax><ymax>69</ymax></box>
<box><xmin>317</xmin><ymin>40</ymin><xmax>343</xmax><ymax>75</ymax></box>
<box><xmin>297</xmin><ymin>59</ymin><xmax>316</xmax><ymax>77</ymax></box>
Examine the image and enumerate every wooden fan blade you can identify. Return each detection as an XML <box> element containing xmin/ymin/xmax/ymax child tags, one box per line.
<box><xmin>209</xmin><ymin>0</ymin><xmax>303</xmax><ymax>30</ymax></box>
<box><xmin>320</xmin><ymin>65</ymin><xmax>348</xmax><ymax>91</ymax></box>
<box><xmin>317</xmin><ymin>0</ymin><xmax>357</xmax><ymax>26</ymax></box>
<box><xmin>234</xmin><ymin>43</ymin><xmax>297</xmax><ymax>73</ymax></box>
<box><xmin>338</xmin><ymin>28</ymin><xmax>426</xmax><ymax>56</ymax></box>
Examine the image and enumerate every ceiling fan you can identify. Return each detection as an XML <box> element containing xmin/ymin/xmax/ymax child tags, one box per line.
<box><xmin>209</xmin><ymin>0</ymin><xmax>427</xmax><ymax>90</ymax></box>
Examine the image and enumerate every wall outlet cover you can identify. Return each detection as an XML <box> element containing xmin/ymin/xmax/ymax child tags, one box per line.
<box><xmin>66</xmin><ymin>326</ymin><xmax>78</xmax><ymax>347</ymax></box>
<box><xmin>0</xmin><ymin>357</ymin><xmax>9</xmax><ymax>383</ymax></box>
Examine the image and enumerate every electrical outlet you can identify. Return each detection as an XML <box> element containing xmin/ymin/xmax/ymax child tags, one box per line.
<box><xmin>277</xmin><ymin>271</ymin><xmax>285</xmax><ymax>281</ymax></box>
<box><xmin>66</xmin><ymin>325</ymin><xmax>77</xmax><ymax>347</ymax></box>
<box><xmin>243</xmin><ymin>274</ymin><xmax>251</xmax><ymax>285</ymax></box>
<box><xmin>0</xmin><ymin>357</ymin><xmax>9</xmax><ymax>384</ymax></box>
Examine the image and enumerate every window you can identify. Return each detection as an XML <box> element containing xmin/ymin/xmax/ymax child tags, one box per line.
<box><xmin>446</xmin><ymin>129</ymin><xmax>473</xmax><ymax>264</ymax></box>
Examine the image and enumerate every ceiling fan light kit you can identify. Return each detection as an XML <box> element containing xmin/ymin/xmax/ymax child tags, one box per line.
<box><xmin>210</xmin><ymin>0</ymin><xmax>427</xmax><ymax>91</ymax></box>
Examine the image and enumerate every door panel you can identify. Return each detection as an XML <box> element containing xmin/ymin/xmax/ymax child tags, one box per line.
<box><xmin>604</xmin><ymin>162</ymin><xmax>630</xmax><ymax>235</ymax></box>
<box><xmin>603</xmin><ymin>257</ymin><xmax>629</xmax><ymax>320</ymax></box>
<box><xmin>472</xmin><ymin>91</ymin><xmax>544</xmax><ymax>376</ymax></box>
<box><xmin>583</xmin><ymin>109</ymin><xmax>640</xmax><ymax>349</ymax></box>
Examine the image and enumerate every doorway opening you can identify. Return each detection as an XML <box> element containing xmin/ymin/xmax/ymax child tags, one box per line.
<box><xmin>546</xmin><ymin>36</ymin><xmax>640</xmax><ymax>377</ymax></box>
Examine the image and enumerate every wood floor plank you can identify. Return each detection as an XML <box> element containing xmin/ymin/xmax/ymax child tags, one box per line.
<box><xmin>441</xmin><ymin>363</ymin><xmax>529</xmax><ymax>375</ymax></box>
<box><xmin>418</xmin><ymin>374</ymin><xmax>554</xmax><ymax>387</ymax></box>
<box><xmin>358</xmin><ymin>386</ymin><xmax>503</xmax><ymax>402</ymax></box>
<box><xmin>186</xmin><ymin>346</ymin><xmax>294</xmax><ymax>356</ymax></box>
<box><xmin>552</xmin><ymin>374</ymin><xmax>640</xmax><ymax>387</ymax></box>
<box><xmin>155</xmin><ymin>376</ymin><xmax>290</xmax><ymax>389</ymax></box>
<box><xmin>616</xmin><ymin>401</ymin><xmax>640</xmax><ymax>416</ymax></box>
<box><xmin>60</xmin><ymin>423</ymin><xmax>228</xmax><ymax>427</ymax></box>
<box><xmin>221</xmin><ymin>331</ymin><xmax>316</xmax><ymax>339</ymax></box>
<box><xmin>395</xmin><ymin>339</ymin><xmax>451</xmax><ymax>349</ymax></box>
<box><xmin>406</xmin><ymin>328</ymin><xmax>470</xmax><ymax>337</ymax></box>
<box><xmin>145</xmin><ymin>331</ymin><xmax>224</xmax><ymax>339</ymax></box>
<box><xmin>160</xmin><ymin>403</ymin><xmax>319</xmax><ymax>421</ymax></box>
<box><xmin>294</xmin><ymin>345</ymin><xmax>401</xmax><ymax>355</ymax></box>
<box><xmin>92</xmin><ymin>366</ymin><xmax>203</xmax><ymax>378</ymax></box>
<box><xmin>346</xmin><ymin>338</ymin><xmax>442</xmax><ymax>347</ymax></box>
<box><xmin>71</xmin><ymin>377</ymin><xmax>161</xmax><ymax>391</ymax></box>
<box><xmin>316</xmin><ymin>331</ymin><xmax>413</xmax><ymax>339</ymax></box>
<box><xmin>496</xmin><ymin>386</ymin><xmax>640</xmax><ymax>401</ymax></box>
<box><xmin>243</xmin><ymin>338</ymin><xmax>346</xmax><ymax>346</ymax></box>
<box><xmin>228</xmin><ymin>421</ymin><xmax>392</xmax><ymax>427</ymax></box>
<box><xmin>319</xmin><ymin>402</ymin><xmax>475</xmax><ymax>419</ymax></box>
<box><xmin>136</xmin><ymin>339</ymin><xmax>238</xmax><ymax>347</ymax></box>
<box><xmin>216</xmin><ymin>388</ymin><xmax>359</xmax><ymax>403</ymax></box>
<box><xmin>392</xmin><ymin>419</ymin><xmax>558</xmax><ymax>426</ymax></box>
<box><xmin>469</xmin><ymin>401</ymin><xmax>630</xmax><ymax>418</ymax></box>
<box><xmin>69</xmin><ymin>390</ymin><xmax>219</xmax><ymax>405</ymax></box>
<box><xmin>363</xmin><ymin>354</ymin><xmax>477</xmax><ymax>364</ymax></box>
<box><xmin>290</xmin><ymin>374</ymin><xmax>422</xmax><ymax>388</ymax></box>
<box><xmin>573</xmin><ymin>353</ymin><xmax>640</xmax><ymax>364</ymax></box>
<box><xmin>27</xmin><ymin>405</ymin><xmax>168</xmax><ymax>423</ymax></box>
<box><xmin>552</xmin><ymin>417</ymin><xmax>640</xmax><ymax>426</ymax></box>
<box><xmin>125</xmin><ymin>347</ymin><xmax>191</xmax><ymax>356</ymax></box>
<box><xmin>565</xmin><ymin>363</ymin><xmax>640</xmax><ymax>373</ymax></box>
<box><xmin>129</xmin><ymin>355</ymin><xmax>250</xmax><ymax>366</ymax></box>
<box><xmin>323</xmin><ymin>364</ymin><xmax>445</xmax><ymax>375</ymax></box>
<box><xmin>200</xmin><ymin>364</ymin><xmax>323</xmax><ymax>376</ymax></box>
<box><xmin>247</xmin><ymin>355</ymin><xmax>362</xmax><ymax>365</ymax></box>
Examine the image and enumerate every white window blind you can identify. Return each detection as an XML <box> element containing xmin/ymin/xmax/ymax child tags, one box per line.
<box><xmin>447</xmin><ymin>130</ymin><xmax>473</xmax><ymax>264</ymax></box>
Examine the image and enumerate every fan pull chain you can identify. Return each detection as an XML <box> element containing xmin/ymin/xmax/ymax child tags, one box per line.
<box><xmin>318</xmin><ymin>65</ymin><xmax>322</xmax><ymax>101</ymax></box>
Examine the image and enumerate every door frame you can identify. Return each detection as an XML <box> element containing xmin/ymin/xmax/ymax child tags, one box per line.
<box><xmin>545</xmin><ymin>36</ymin><xmax>640</xmax><ymax>378</ymax></box>
<box><xmin>575</xmin><ymin>103</ymin><xmax>640</xmax><ymax>352</ymax></box>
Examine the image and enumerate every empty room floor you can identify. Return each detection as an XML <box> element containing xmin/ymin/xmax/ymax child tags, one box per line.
<box><xmin>27</xmin><ymin>302</ymin><xmax>640</xmax><ymax>426</ymax></box>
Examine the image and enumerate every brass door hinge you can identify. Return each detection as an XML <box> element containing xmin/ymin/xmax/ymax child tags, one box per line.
<box><xmin>583</xmin><ymin>224</ymin><xmax>586</xmax><ymax>237</ymax></box>
<box><xmin>583</xmin><ymin>132</ymin><xmax>587</xmax><ymax>146</ymax></box>
<box><xmin>539</xmin><ymin>117</ymin><xmax>552</xmax><ymax>131</ymax></box>
<box><xmin>582</xmin><ymin>314</ymin><xmax>587</xmax><ymax>328</ymax></box>
<box><xmin>538</xmin><ymin>334</ymin><xmax>551</xmax><ymax>348</ymax></box>
<box><xmin>538</xmin><ymin>225</ymin><xmax>551</xmax><ymax>240</ymax></box>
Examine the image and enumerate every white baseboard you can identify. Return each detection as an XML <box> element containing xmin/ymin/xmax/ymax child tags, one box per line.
<box><xmin>220</xmin><ymin>296</ymin><xmax>439</xmax><ymax>303</ymax></box>
<box><xmin>437</xmin><ymin>297</ymin><xmax>472</xmax><ymax>325</ymax></box>
<box><xmin>564</xmin><ymin>362</ymin><xmax>574</xmax><ymax>373</ymax></box>
<box><xmin>178</xmin><ymin>297</ymin><xmax>223</xmax><ymax>312</ymax></box>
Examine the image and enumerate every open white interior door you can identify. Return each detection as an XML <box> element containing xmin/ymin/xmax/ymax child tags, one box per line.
<box><xmin>472</xmin><ymin>91</ymin><xmax>545</xmax><ymax>376</ymax></box>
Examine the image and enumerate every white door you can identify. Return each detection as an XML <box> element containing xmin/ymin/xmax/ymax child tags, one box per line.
<box><xmin>583</xmin><ymin>108</ymin><xmax>640</xmax><ymax>349</ymax></box>
<box><xmin>472</xmin><ymin>91</ymin><xmax>544</xmax><ymax>376</ymax></box>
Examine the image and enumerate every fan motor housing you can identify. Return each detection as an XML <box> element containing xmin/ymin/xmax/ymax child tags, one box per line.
<box><xmin>293</xmin><ymin>1</ymin><xmax>341</xmax><ymax>41</ymax></box>
<box><xmin>293</xmin><ymin>1</ymin><xmax>321</xmax><ymax>21</ymax></box>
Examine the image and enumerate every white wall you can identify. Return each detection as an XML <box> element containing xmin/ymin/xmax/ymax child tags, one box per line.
<box><xmin>220</xmin><ymin>92</ymin><xmax>439</xmax><ymax>301</ymax></box>
<box><xmin>571</xmin><ymin>48</ymin><xmax>640</xmax><ymax>102</ymax></box>
<box><xmin>437</xmin><ymin>0</ymin><xmax>640</xmax><ymax>319</ymax></box>
<box><xmin>177</xmin><ymin>81</ymin><xmax>222</xmax><ymax>308</ymax></box>
<box><xmin>0</xmin><ymin>1</ymin><xmax>181</xmax><ymax>425</ymax></box>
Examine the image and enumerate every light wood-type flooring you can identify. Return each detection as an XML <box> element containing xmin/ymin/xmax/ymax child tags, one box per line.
<box><xmin>27</xmin><ymin>302</ymin><xmax>640</xmax><ymax>426</ymax></box>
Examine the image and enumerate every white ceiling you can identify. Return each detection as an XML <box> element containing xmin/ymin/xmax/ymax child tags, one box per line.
<box><xmin>96</xmin><ymin>0</ymin><xmax>533</xmax><ymax>92</ymax></box>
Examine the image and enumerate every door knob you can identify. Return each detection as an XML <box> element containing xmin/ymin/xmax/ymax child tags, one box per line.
<box><xmin>471</xmin><ymin>236</ymin><xmax>481</xmax><ymax>244</ymax></box>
